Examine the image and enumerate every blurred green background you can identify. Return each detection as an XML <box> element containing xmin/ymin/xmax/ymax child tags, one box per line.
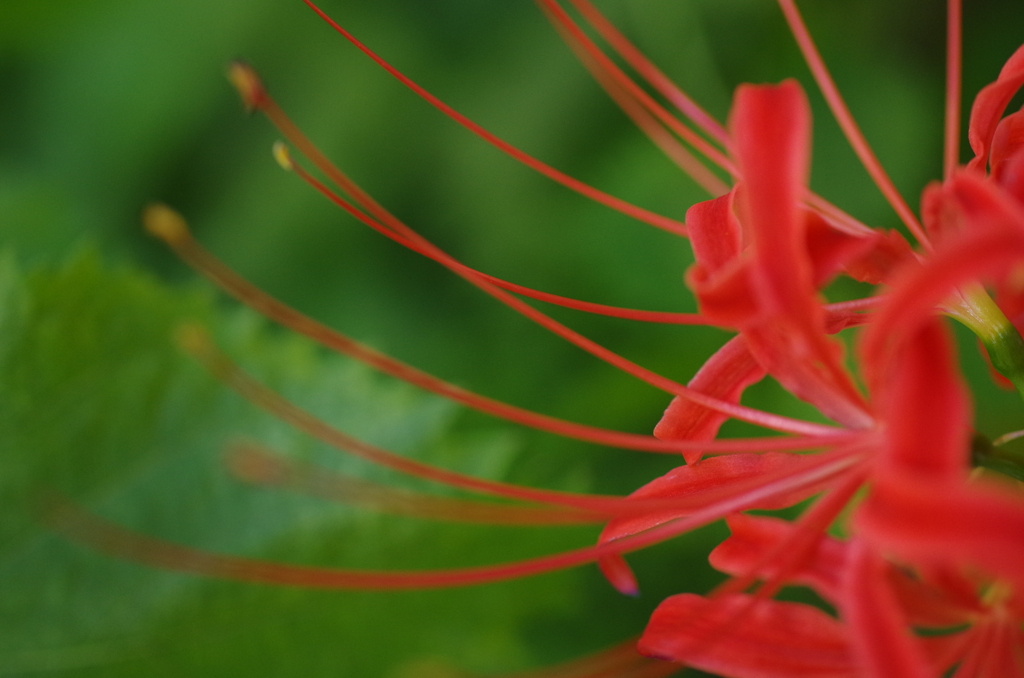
<box><xmin>2</xmin><ymin>0</ymin><xmax>1022</xmax><ymax>676</ymax></box>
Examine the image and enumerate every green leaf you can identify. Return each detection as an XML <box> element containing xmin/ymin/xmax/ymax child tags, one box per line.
<box><xmin>0</xmin><ymin>252</ymin><xmax>601</xmax><ymax>676</ymax></box>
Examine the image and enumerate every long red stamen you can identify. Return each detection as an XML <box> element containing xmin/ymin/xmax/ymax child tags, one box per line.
<box><xmin>548</xmin><ymin>0</ymin><xmax>876</xmax><ymax>244</ymax></box>
<box><xmin>804</xmin><ymin>193</ymin><xmax>879</xmax><ymax>237</ymax></box>
<box><xmin>146</xmin><ymin>206</ymin><xmax>839</xmax><ymax>453</ymax></box>
<box><xmin>775</xmin><ymin>0</ymin><xmax>930</xmax><ymax>248</ymax></box>
<box><xmin>294</xmin><ymin>188</ymin><xmax>839</xmax><ymax>435</ymax></box>
<box><xmin>562</xmin><ymin>0</ymin><xmax>729</xmax><ymax>148</ymax></box>
<box><xmin>825</xmin><ymin>297</ymin><xmax>884</xmax><ymax>313</ymax></box>
<box><xmin>544</xmin><ymin>15</ymin><xmax>730</xmax><ymax>195</ymax></box>
<box><xmin>229</xmin><ymin>68</ymin><xmax>848</xmax><ymax>435</ymax></box>
<box><xmin>177</xmin><ymin>324</ymin><xmax>634</xmax><ymax>513</ymax></box>
<box><xmin>227</xmin><ymin>74</ymin><xmax>827</xmax><ymax>432</ymax></box>
<box><xmin>296</xmin><ymin>2</ymin><xmax>689</xmax><ymax>236</ymax></box>
<box><xmin>537</xmin><ymin>0</ymin><xmax>734</xmax><ymax>192</ymax></box>
<box><xmin>49</xmin><ymin>450</ymin><xmax>859</xmax><ymax>591</ymax></box>
<box><xmin>227</xmin><ymin>442</ymin><xmax>603</xmax><ymax>525</ymax></box>
<box><xmin>944</xmin><ymin>0</ymin><xmax>963</xmax><ymax>179</ymax></box>
<box><xmin>282</xmin><ymin>151</ymin><xmax>712</xmax><ymax>324</ymax></box>
<box><xmin>177</xmin><ymin>326</ymin><xmax>853</xmax><ymax>510</ymax></box>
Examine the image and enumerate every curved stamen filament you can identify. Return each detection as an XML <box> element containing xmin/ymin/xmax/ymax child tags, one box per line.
<box><xmin>562</xmin><ymin>0</ymin><xmax>729</xmax><ymax>148</ymax></box>
<box><xmin>288</xmin><ymin>148</ymin><xmax>879</xmax><ymax>334</ymax></box>
<box><xmin>776</xmin><ymin>0</ymin><xmax>929</xmax><ymax>248</ymax></box>
<box><xmin>546</xmin><ymin>15</ymin><xmax>729</xmax><ymax>195</ymax></box>
<box><xmin>228</xmin><ymin>442</ymin><xmax>603</xmax><ymax>525</ymax></box>
<box><xmin>49</xmin><ymin>448</ymin><xmax>860</xmax><ymax>591</ymax></box>
<box><xmin>297</xmin><ymin>2</ymin><xmax>688</xmax><ymax>236</ymax></box>
<box><xmin>537</xmin><ymin>0</ymin><xmax>734</xmax><ymax>192</ymax></box>
<box><xmin>147</xmin><ymin>206</ymin><xmax>841</xmax><ymax>453</ymax></box>
<box><xmin>550</xmin><ymin>0</ymin><xmax>883</xmax><ymax>247</ymax></box>
<box><xmin>297</xmin><ymin>184</ymin><xmax>839</xmax><ymax>435</ymax></box>
<box><xmin>280</xmin><ymin>147</ymin><xmax>713</xmax><ymax>325</ymax></box>
<box><xmin>178</xmin><ymin>325</ymin><xmax>853</xmax><ymax>511</ymax></box>
<box><xmin>804</xmin><ymin>193</ymin><xmax>878</xmax><ymax>237</ymax></box>
<box><xmin>944</xmin><ymin>0</ymin><xmax>963</xmax><ymax>179</ymax></box>
<box><xmin>260</xmin><ymin>140</ymin><xmax>842</xmax><ymax>435</ymax></box>
<box><xmin>178</xmin><ymin>323</ymin><xmax>632</xmax><ymax>512</ymax></box>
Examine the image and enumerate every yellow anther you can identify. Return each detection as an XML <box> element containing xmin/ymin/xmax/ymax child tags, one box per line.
<box><xmin>272</xmin><ymin>141</ymin><xmax>294</xmax><ymax>171</ymax></box>
<box><xmin>226</xmin><ymin>61</ymin><xmax>267</xmax><ymax>113</ymax></box>
<box><xmin>173</xmin><ymin>322</ymin><xmax>212</xmax><ymax>358</ymax></box>
<box><xmin>142</xmin><ymin>203</ymin><xmax>190</xmax><ymax>244</ymax></box>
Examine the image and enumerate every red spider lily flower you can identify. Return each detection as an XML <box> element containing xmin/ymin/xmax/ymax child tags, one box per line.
<box><xmin>47</xmin><ymin>0</ymin><xmax>1024</xmax><ymax>677</ymax></box>
<box><xmin>637</xmin><ymin>171</ymin><xmax>1024</xmax><ymax>676</ymax></box>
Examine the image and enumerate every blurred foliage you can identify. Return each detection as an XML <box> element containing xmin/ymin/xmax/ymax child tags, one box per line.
<box><xmin>1</xmin><ymin>0</ymin><xmax>1023</xmax><ymax>676</ymax></box>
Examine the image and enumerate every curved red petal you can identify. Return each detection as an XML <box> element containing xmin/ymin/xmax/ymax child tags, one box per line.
<box><xmin>730</xmin><ymin>81</ymin><xmax>813</xmax><ymax>320</ymax></box>
<box><xmin>597</xmin><ymin>552</ymin><xmax>641</xmax><ymax>597</ymax></box>
<box><xmin>839</xmin><ymin>542</ymin><xmax>934</xmax><ymax>678</ymax></box>
<box><xmin>709</xmin><ymin>514</ymin><xmax>847</xmax><ymax>603</ymax></box>
<box><xmin>991</xmin><ymin>108</ymin><xmax>1024</xmax><ymax>187</ymax></box>
<box><xmin>967</xmin><ymin>43</ymin><xmax>1024</xmax><ymax>173</ymax></box>
<box><xmin>729</xmin><ymin>81</ymin><xmax>869</xmax><ymax>427</ymax></box>
<box><xmin>875</xmin><ymin>318</ymin><xmax>971</xmax><ymax>481</ymax></box>
<box><xmin>639</xmin><ymin>593</ymin><xmax>855</xmax><ymax>678</ymax></box>
<box><xmin>841</xmin><ymin>228</ymin><xmax>914</xmax><ymax>285</ymax></box>
<box><xmin>654</xmin><ymin>336</ymin><xmax>767</xmax><ymax>464</ymax></box>
<box><xmin>856</xmin><ymin>477</ymin><xmax>1024</xmax><ymax>594</ymax></box>
<box><xmin>804</xmin><ymin>211</ymin><xmax>881</xmax><ymax>288</ymax></box>
<box><xmin>688</xmin><ymin>192</ymin><xmax>743</xmax><ymax>272</ymax></box>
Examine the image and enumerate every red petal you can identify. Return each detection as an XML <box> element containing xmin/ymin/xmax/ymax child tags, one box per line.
<box><xmin>856</xmin><ymin>476</ymin><xmax>1024</xmax><ymax>594</ymax></box>
<box><xmin>742</xmin><ymin>322</ymin><xmax>869</xmax><ymax>428</ymax></box>
<box><xmin>654</xmin><ymin>336</ymin><xmax>767</xmax><ymax>464</ymax></box>
<box><xmin>639</xmin><ymin>593</ymin><xmax>855</xmax><ymax>678</ymax></box>
<box><xmin>883</xmin><ymin>564</ymin><xmax>979</xmax><ymax>629</ymax></box>
<box><xmin>688</xmin><ymin>191</ymin><xmax>743</xmax><ymax>272</ymax></box>
<box><xmin>709</xmin><ymin>514</ymin><xmax>847</xmax><ymax>603</ymax></box>
<box><xmin>967</xmin><ymin>43</ymin><xmax>1024</xmax><ymax>173</ymax></box>
<box><xmin>730</xmin><ymin>81</ymin><xmax>813</xmax><ymax>321</ymax></box>
<box><xmin>685</xmin><ymin>192</ymin><xmax>760</xmax><ymax>325</ymax></box>
<box><xmin>921</xmin><ymin>180</ymin><xmax>966</xmax><ymax>245</ymax></box>
<box><xmin>729</xmin><ymin>82</ymin><xmax>869</xmax><ymax>427</ymax></box>
<box><xmin>804</xmin><ymin>211</ymin><xmax>883</xmax><ymax>288</ymax></box>
<box><xmin>841</xmin><ymin>229</ymin><xmax>914</xmax><ymax>285</ymax></box>
<box><xmin>875</xmin><ymin>318</ymin><xmax>971</xmax><ymax>481</ymax></box>
<box><xmin>595</xmin><ymin>451</ymin><xmax>854</xmax><ymax>595</ymax></box>
<box><xmin>994</xmin><ymin>149</ymin><xmax>1024</xmax><ymax>220</ymax></box>
<box><xmin>687</xmin><ymin>258</ymin><xmax>760</xmax><ymax>325</ymax></box>
<box><xmin>918</xmin><ymin>631</ymin><xmax>974</xmax><ymax>675</ymax></box>
<box><xmin>991</xmin><ymin>108</ymin><xmax>1024</xmax><ymax>190</ymax></box>
<box><xmin>839</xmin><ymin>542</ymin><xmax>934</xmax><ymax>678</ymax></box>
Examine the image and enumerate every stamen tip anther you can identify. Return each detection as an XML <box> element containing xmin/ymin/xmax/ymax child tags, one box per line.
<box><xmin>227</xmin><ymin>61</ymin><xmax>268</xmax><ymax>113</ymax></box>
<box><xmin>272</xmin><ymin>141</ymin><xmax>294</xmax><ymax>171</ymax></box>
<box><xmin>174</xmin><ymin>322</ymin><xmax>213</xmax><ymax>358</ymax></box>
<box><xmin>142</xmin><ymin>202</ymin><xmax>190</xmax><ymax>244</ymax></box>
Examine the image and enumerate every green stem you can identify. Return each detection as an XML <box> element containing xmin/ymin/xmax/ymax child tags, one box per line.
<box><xmin>971</xmin><ymin>433</ymin><xmax>1024</xmax><ymax>482</ymax></box>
